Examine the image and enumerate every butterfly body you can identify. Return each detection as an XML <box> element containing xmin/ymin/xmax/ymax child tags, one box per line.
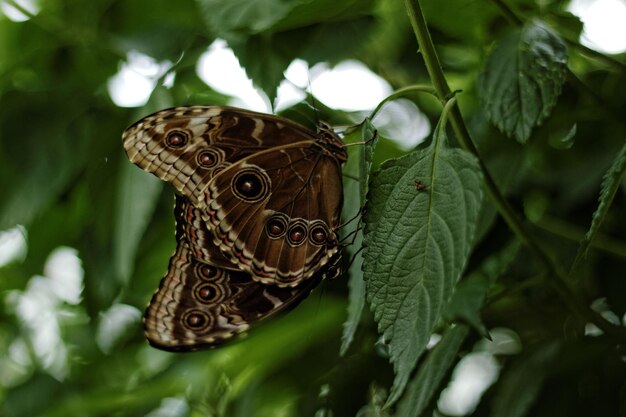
<box><xmin>123</xmin><ymin>106</ymin><xmax>346</xmax><ymax>350</ymax></box>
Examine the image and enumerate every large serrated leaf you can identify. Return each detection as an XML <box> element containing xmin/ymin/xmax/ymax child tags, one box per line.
<box><xmin>479</xmin><ymin>21</ymin><xmax>568</xmax><ymax>143</ymax></box>
<box><xmin>573</xmin><ymin>141</ymin><xmax>626</xmax><ymax>267</ymax></box>
<box><xmin>395</xmin><ymin>325</ymin><xmax>469</xmax><ymax>417</ymax></box>
<box><xmin>340</xmin><ymin>120</ymin><xmax>378</xmax><ymax>356</ymax></box>
<box><xmin>363</xmin><ymin>115</ymin><xmax>483</xmax><ymax>405</ymax></box>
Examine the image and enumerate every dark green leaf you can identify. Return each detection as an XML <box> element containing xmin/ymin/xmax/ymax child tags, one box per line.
<box><xmin>491</xmin><ymin>343</ymin><xmax>561</xmax><ymax>417</ymax></box>
<box><xmin>421</xmin><ymin>0</ymin><xmax>495</xmax><ymax>41</ymax></box>
<box><xmin>572</xmin><ymin>141</ymin><xmax>626</xmax><ymax>269</ymax></box>
<box><xmin>196</xmin><ymin>0</ymin><xmax>373</xmax><ymax>37</ymax></box>
<box><xmin>356</xmin><ymin>384</ymin><xmax>390</xmax><ymax>417</ymax></box>
<box><xmin>543</xmin><ymin>9</ymin><xmax>584</xmax><ymax>42</ymax></box>
<box><xmin>197</xmin><ymin>0</ymin><xmax>297</xmax><ymax>36</ymax></box>
<box><xmin>443</xmin><ymin>241</ymin><xmax>520</xmax><ymax>336</ymax></box>
<box><xmin>479</xmin><ymin>21</ymin><xmax>568</xmax><ymax>143</ymax></box>
<box><xmin>359</xmin><ymin>119</ymin><xmax>379</xmax><ymax>203</ymax></box>
<box><xmin>340</xmin><ymin>120</ymin><xmax>378</xmax><ymax>356</ymax></box>
<box><xmin>229</xmin><ymin>34</ymin><xmax>295</xmax><ymax>103</ymax></box>
<box><xmin>395</xmin><ymin>325</ymin><xmax>469</xmax><ymax>417</ymax></box>
<box><xmin>0</xmin><ymin>120</ymin><xmax>90</xmax><ymax>230</ymax></box>
<box><xmin>363</xmin><ymin>114</ymin><xmax>483</xmax><ymax>405</ymax></box>
<box><xmin>548</xmin><ymin>123</ymin><xmax>576</xmax><ymax>150</ymax></box>
<box><xmin>114</xmin><ymin>162</ymin><xmax>163</xmax><ymax>285</ymax></box>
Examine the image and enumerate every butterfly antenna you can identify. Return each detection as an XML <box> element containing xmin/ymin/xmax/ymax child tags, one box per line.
<box><xmin>342</xmin><ymin>246</ymin><xmax>365</xmax><ymax>272</ymax></box>
<box><xmin>315</xmin><ymin>276</ymin><xmax>329</xmax><ymax>317</ymax></box>
<box><xmin>342</xmin><ymin>129</ymin><xmax>379</xmax><ymax>149</ymax></box>
<box><xmin>339</xmin><ymin>226</ymin><xmax>362</xmax><ymax>245</ymax></box>
<box><xmin>337</xmin><ymin>206</ymin><xmax>364</xmax><ymax>231</ymax></box>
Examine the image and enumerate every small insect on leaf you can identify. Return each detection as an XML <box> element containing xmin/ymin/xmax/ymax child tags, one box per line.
<box><xmin>414</xmin><ymin>180</ymin><xmax>428</xmax><ymax>191</ymax></box>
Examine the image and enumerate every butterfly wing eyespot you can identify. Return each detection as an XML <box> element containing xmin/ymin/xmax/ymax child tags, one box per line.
<box><xmin>231</xmin><ymin>166</ymin><xmax>271</xmax><ymax>203</ymax></box>
<box><xmin>286</xmin><ymin>220</ymin><xmax>308</xmax><ymax>247</ymax></box>
<box><xmin>265</xmin><ymin>214</ymin><xmax>288</xmax><ymax>239</ymax></box>
<box><xmin>182</xmin><ymin>310</ymin><xmax>212</xmax><ymax>330</ymax></box>
<box><xmin>309</xmin><ymin>222</ymin><xmax>329</xmax><ymax>246</ymax></box>
<box><xmin>194</xmin><ymin>282</ymin><xmax>226</xmax><ymax>304</ymax></box>
<box><xmin>195</xmin><ymin>263</ymin><xmax>220</xmax><ymax>280</ymax></box>
<box><xmin>165</xmin><ymin>130</ymin><xmax>190</xmax><ymax>148</ymax></box>
<box><xmin>196</xmin><ymin>149</ymin><xmax>222</xmax><ymax>169</ymax></box>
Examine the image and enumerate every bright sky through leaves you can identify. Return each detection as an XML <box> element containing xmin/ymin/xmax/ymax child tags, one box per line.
<box><xmin>568</xmin><ymin>0</ymin><xmax>626</xmax><ymax>54</ymax></box>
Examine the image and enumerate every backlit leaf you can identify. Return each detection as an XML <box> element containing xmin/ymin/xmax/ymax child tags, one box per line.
<box><xmin>395</xmin><ymin>325</ymin><xmax>469</xmax><ymax>417</ymax></box>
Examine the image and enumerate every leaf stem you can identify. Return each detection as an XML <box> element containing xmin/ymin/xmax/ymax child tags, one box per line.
<box><xmin>6</xmin><ymin>0</ymin><xmax>34</xmax><ymax>18</ymax></box>
<box><xmin>533</xmin><ymin>214</ymin><xmax>626</xmax><ymax>260</ymax></box>
<box><xmin>370</xmin><ymin>85</ymin><xmax>438</xmax><ymax>120</ymax></box>
<box><xmin>404</xmin><ymin>0</ymin><xmax>626</xmax><ymax>343</ymax></box>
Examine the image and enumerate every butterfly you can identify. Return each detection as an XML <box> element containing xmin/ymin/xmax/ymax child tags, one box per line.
<box><xmin>122</xmin><ymin>106</ymin><xmax>347</xmax><ymax>350</ymax></box>
<box><xmin>143</xmin><ymin>195</ymin><xmax>330</xmax><ymax>351</ymax></box>
<box><xmin>123</xmin><ymin>106</ymin><xmax>346</xmax><ymax>287</ymax></box>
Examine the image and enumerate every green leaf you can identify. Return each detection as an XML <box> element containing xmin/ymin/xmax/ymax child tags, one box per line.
<box><xmin>363</xmin><ymin>112</ymin><xmax>483</xmax><ymax>405</ymax></box>
<box><xmin>229</xmin><ymin>34</ymin><xmax>296</xmax><ymax>104</ymax></box>
<box><xmin>479</xmin><ymin>21</ymin><xmax>568</xmax><ymax>143</ymax></box>
<box><xmin>230</xmin><ymin>16</ymin><xmax>375</xmax><ymax>103</ymax></box>
<box><xmin>542</xmin><ymin>9</ymin><xmax>584</xmax><ymax>42</ymax></box>
<box><xmin>491</xmin><ymin>343</ymin><xmax>561</xmax><ymax>417</ymax></box>
<box><xmin>395</xmin><ymin>325</ymin><xmax>469</xmax><ymax>417</ymax></box>
<box><xmin>340</xmin><ymin>120</ymin><xmax>378</xmax><ymax>356</ymax></box>
<box><xmin>114</xmin><ymin>162</ymin><xmax>163</xmax><ymax>285</ymax></box>
<box><xmin>196</xmin><ymin>0</ymin><xmax>375</xmax><ymax>99</ymax></box>
<box><xmin>196</xmin><ymin>0</ymin><xmax>373</xmax><ymax>37</ymax></box>
<box><xmin>197</xmin><ymin>0</ymin><xmax>293</xmax><ymax>36</ymax></box>
<box><xmin>340</xmin><ymin>259</ymin><xmax>365</xmax><ymax>357</ymax></box>
<box><xmin>0</xmin><ymin>109</ymin><xmax>90</xmax><ymax>230</ymax></box>
<box><xmin>356</xmin><ymin>384</ymin><xmax>391</xmax><ymax>417</ymax></box>
<box><xmin>443</xmin><ymin>241</ymin><xmax>520</xmax><ymax>336</ymax></box>
<box><xmin>548</xmin><ymin>123</ymin><xmax>576</xmax><ymax>150</ymax></box>
<box><xmin>572</xmin><ymin>141</ymin><xmax>626</xmax><ymax>270</ymax></box>
<box><xmin>420</xmin><ymin>0</ymin><xmax>495</xmax><ymax>41</ymax></box>
<box><xmin>360</xmin><ymin>119</ymin><xmax>379</xmax><ymax>203</ymax></box>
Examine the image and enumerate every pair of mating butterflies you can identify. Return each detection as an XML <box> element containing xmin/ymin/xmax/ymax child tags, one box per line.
<box><xmin>122</xmin><ymin>106</ymin><xmax>347</xmax><ymax>351</ymax></box>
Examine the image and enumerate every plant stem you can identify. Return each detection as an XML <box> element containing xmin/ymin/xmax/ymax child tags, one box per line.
<box><xmin>533</xmin><ymin>215</ymin><xmax>626</xmax><ymax>260</ymax></box>
<box><xmin>370</xmin><ymin>85</ymin><xmax>438</xmax><ymax>120</ymax></box>
<box><xmin>489</xmin><ymin>0</ymin><xmax>523</xmax><ymax>25</ymax></box>
<box><xmin>404</xmin><ymin>0</ymin><xmax>626</xmax><ymax>342</ymax></box>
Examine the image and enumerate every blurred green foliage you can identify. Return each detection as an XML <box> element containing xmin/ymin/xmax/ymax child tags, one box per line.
<box><xmin>1</xmin><ymin>0</ymin><xmax>626</xmax><ymax>416</ymax></box>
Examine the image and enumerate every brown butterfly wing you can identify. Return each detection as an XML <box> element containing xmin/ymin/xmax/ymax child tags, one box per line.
<box><xmin>122</xmin><ymin>106</ymin><xmax>323</xmax><ymax>206</ymax></box>
<box><xmin>123</xmin><ymin>106</ymin><xmax>346</xmax><ymax>287</ymax></box>
<box><xmin>174</xmin><ymin>194</ymin><xmax>236</xmax><ymax>270</ymax></box>
<box><xmin>196</xmin><ymin>145</ymin><xmax>343</xmax><ymax>287</ymax></box>
<box><xmin>144</xmin><ymin>195</ymin><xmax>322</xmax><ymax>351</ymax></box>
